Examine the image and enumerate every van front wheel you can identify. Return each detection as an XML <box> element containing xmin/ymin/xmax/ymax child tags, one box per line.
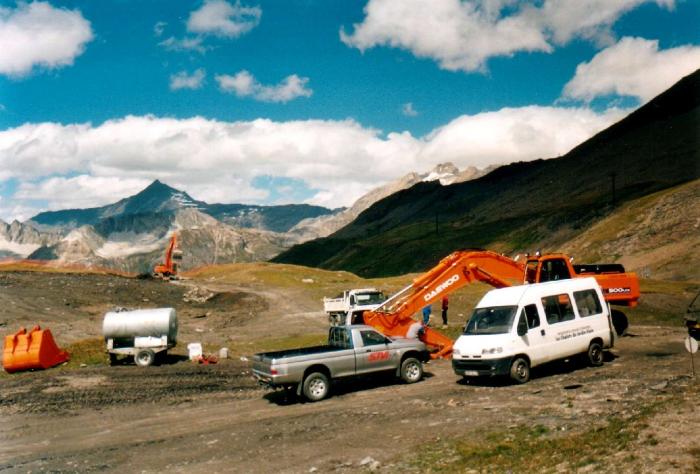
<box><xmin>587</xmin><ymin>341</ymin><xmax>604</xmax><ymax>367</ymax></box>
<box><xmin>509</xmin><ymin>357</ymin><xmax>530</xmax><ymax>384</ymax></box>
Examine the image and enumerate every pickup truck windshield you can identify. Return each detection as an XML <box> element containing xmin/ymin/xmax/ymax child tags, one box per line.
<box><xmin>355</xmin><ymin>292</ymin><xmax>386</xmax><ymax>305</ymax></box>
<box><xmin>464</xmin><ymin>306</ymin><xmax>518</xmax><ymax>335</ymax></box>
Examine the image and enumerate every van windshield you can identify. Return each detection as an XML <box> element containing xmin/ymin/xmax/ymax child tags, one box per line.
<box><xmin>464</xmin><ymin>306</ymin><xmax>518</xmax><ymax>335</ymax></box>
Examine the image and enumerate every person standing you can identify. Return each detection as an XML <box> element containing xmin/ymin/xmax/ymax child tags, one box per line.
<box><xmin>441</xmin><ymin>296</ymin><xmax>449</xmax><ymax>328</ymax></box>
<box><xmin>422</xmin><ymin>304</ymin><xmax>432</xmax><ymax>326</ymax></box>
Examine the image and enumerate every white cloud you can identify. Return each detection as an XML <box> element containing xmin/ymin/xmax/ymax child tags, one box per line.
<box><xmin>15</xmin><ymin>176</ymin><xmax>152</xmax><ymax>210</ymax></box>
<box><xmin>340</xmin><ymin>0</ymin><xmax>674</xmax><ymax>72</ymax></box>
<box><xmin>187</xmin><ymin>0</ymin><xmax>261</xmax><ymax>38</ymax></box>
<box><xmin>0</xmin><ymin>106</ymin><xmax>628</xmax><ymax>217</ymax></box>
<box><xmin>563</xmin><ymin>37</ymin><xmax>700</xmax><ymax>102</ymax></box>
<box><xmin>216</xmin><ymin>71</ymin><xmax>313</xmax><ymax>103</ymax></box>
<box><xmin>158</xmin><ymin>36</ymin><xmax>207</xmax><ymax>54</ymax></box>
<box><xmin>0</xmin><ymin>1</ymin><xmax>93</xmax><ymax>77</ymax></box>
<box><xmin>169</xmin><ymin>68</ymin><xmax>206</xmax><ymax>91</ymax></box>
<box><xmin>402</xmin><ymin>102</ymin><xmax>418</xmax><ymax>117</ymax></box>
<box><xmin>153</xmin><ymin>21</ymin><xmax>167</xmax><ymax>37</ymax></box>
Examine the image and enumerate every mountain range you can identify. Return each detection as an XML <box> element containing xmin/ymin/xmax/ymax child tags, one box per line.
<box><xmin>274</xmin><ymin>69</ymin><xmax>700</xmax><ymax>279</ymax></box>
<box><xmin>0</xmin><ymin>162</ymin><xmax>483</xmax><ymax>272</ymax></box>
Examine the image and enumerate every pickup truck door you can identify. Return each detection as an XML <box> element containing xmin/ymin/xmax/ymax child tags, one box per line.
<box><xmin>354</xmin><ymin>329</ymin><xmax>397</xmax><ymax>374</ymax></box>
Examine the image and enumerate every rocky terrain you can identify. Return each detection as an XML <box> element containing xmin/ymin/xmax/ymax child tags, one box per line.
<box><xmin>0</xmin><ymin>267</ymin><xmax>697</xmax><ymax>472</ymax></box>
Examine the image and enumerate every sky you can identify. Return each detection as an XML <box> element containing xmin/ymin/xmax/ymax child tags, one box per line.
<box><xmin>0</xmin><ymin>0</ymin><xmax>698</xmax><ymax>221</ymax></box>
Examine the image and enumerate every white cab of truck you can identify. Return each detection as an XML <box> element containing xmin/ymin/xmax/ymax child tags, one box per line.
<box><xmin>324</xmin><ymin>288</ymin><xmax>386</xmax><ymax>326</ymax></box>
<box><xmin>452</xmin><ymin>277</ymin><xmax>615</xmax><ymax>383</ymax></box>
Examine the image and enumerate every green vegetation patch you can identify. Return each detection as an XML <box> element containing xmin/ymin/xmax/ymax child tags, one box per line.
<box><xmin>63</xmin><ymin>337</ymin><xmax>109</xmax><ymax>368</ymax></box>
<box><xmin>407</xmin><ymin>399</ymin><xmax>673</xmax><ymax>473</ymax></box>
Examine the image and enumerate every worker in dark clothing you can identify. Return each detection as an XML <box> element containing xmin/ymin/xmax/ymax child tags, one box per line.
<box><xmin>441</xmin><ymin>296</ymin><xmax>449</xmax><ymax>328</ymax></box>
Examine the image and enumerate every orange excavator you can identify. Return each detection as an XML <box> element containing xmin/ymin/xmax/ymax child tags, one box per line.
<box><xmin>153</xmin><ymin>234</ymin><xmax>183</xmax><ymax>279</ymax></box>
<box><xmin>363</xmin><ymin>250</ymin><xmax>640</xmax><ymax>359</ymax></box>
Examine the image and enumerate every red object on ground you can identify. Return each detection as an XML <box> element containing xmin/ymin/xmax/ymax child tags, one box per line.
<box><xmin>3</xmin><ymin>325</ymin><xmax>70</xmax><ymax>373</ymax></box>
<box><xmin>194</xmin><ymin>354</ymin><xmax>218</xmax><ymax>365</ymax></box>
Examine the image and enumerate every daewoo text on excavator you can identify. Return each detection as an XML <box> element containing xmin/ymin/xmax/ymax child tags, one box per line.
<box><xmin>153</xmin><ymin>234</ymin><xmax>183</xmax><ymax>279</ymax></box>
<box><xmin>361</xmin><ymin>250</ymin><xmax>640</xmax><ymax>359</ymax></box>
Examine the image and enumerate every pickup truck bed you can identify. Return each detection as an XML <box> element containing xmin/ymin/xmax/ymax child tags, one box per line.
<box><xmin>258</xmin><ymin>345</ymin><xmax>344</xmax><ymax>360</ymax></box>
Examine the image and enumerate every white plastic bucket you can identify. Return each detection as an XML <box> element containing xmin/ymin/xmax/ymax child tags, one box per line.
<box><xmin>187</xmin><ymin>342</ymin><xmax>202</xmax><ymax>360</ymax></box>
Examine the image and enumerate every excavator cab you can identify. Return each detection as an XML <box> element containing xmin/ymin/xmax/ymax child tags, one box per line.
<box><xmin>525</xmin><ymin>257</ymin><xmax>571</xmax><ymax>283</ymax></box>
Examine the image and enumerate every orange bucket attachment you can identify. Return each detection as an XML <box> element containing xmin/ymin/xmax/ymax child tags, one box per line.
<box><xmin>2</xmin><ymin>325</ymin><xmax>70</xmax><ymax>373</ymax></box>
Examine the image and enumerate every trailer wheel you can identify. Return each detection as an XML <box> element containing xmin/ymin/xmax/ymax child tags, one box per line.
<box><xmin>134</xmin><ymin>349</ymin><xmax>156</xmax><ymax>367</ymax></box>
<box><xmin>400</xmin><ymin>357</ymin><xmax>423</xmax><ymax>384</ymax></box>
<box><xmin>587</xmin><ymin>341</ymin><xmax>604</xmax><ymax>367</ymax></box>
<box><xmin>509</xmin><ymin>357</ymin><xmax>530</xmax><ymax>384</ymax></box>
<box><xmin>302</xmin><ymin>372</ymin><xmax>330</xmax><ymax>402</ymax></box>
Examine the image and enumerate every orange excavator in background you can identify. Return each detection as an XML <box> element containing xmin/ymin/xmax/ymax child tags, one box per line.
<box><xmin>153</xmin><ymin>233</ymin><xmax>183</xmax><ymax>279</ymax></box>
<box><xmin>363</xmin><ymin>250</ymin><xmax>640</xmax><ymax>359</ymax></box>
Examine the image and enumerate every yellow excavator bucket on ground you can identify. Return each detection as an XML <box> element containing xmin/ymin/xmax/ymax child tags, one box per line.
<box><xmin>2</xmin><ymin>326</ymin><xmax>70</xmax><ymax>373</ymax></box>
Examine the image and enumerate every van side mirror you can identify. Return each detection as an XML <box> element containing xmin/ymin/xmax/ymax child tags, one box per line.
<box><xmin>517</xmin><ymin>316</ymin><xmax>528</xmax><ymax>337</ymax></box>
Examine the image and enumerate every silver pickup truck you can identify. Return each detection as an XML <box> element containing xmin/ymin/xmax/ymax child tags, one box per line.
<box><xmin>252</xmin><ymin>325</ymin><xmax>430</xmax><ymax>402</ymax></box>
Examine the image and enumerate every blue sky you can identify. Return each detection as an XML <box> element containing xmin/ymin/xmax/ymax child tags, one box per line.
<box><xmin>0</xmin><ymin>0</ymin><xmax>699</xmax><ymax>221</ymax></box>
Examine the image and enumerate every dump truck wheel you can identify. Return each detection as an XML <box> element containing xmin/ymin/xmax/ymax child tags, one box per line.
<box><xmin>587</xmin><ymin>341</ymin><xmax>604</xmax><ymax>367</ymax></box>
<box><xmin>134</xmin><ymin>349</ymin><xmax>156</xmax><ymax>367</ymax></box>
<box><xmin>302</xmin><ymin>372</ymin><xmax>329</xmax><ymax>402</ymax></box>
<box><xmin>109</xmin><ymin>353</ymin><xmax>118</xmax><ymax>366</ymax></box>
<box><xmin>400</xmin><ymin>357</ymin><xmax>423</xmax><ymax>384</ymax></box>
<box><xmin>509</xmin><ymin>357</ymin><xmax>530</xmax><ymax>384</ymax></box>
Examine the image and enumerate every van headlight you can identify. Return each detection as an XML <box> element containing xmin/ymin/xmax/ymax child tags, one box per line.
<box><xmin>481</xmin><ymin>347</ymin><xmax>503</xmax><ymax>355</ymax></box>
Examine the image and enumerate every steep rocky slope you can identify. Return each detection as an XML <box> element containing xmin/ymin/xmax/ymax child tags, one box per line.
<box><xmin>274</xmin><ymin>69</ymin><xmax>700</xmax><ymax>277</ymax></box>
<box><xmin>290</xmin><ymin>163</ymin><xmax>492</xmax><ymax>241</ymax></box>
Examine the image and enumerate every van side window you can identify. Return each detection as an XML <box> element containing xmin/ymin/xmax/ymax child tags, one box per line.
<box><xmin>541</xmin><ymin>294</ymin><xmax>575</xmax><ymax>324</ymax></box>
<box><xmin>573</xmin><ymin>289</ymin><xmax>603</xmax><ymax>317</ymax></box>
<box><xmin>524</xmin><ymin>304</ymin><xmax>540</xmax><ymax>329</ymax></box>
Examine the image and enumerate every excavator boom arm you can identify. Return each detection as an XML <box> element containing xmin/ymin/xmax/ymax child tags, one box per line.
<box><xmin>365</xmin><ymin>251</ymin><xmax>526</xmax><ymax>358</ymax></box>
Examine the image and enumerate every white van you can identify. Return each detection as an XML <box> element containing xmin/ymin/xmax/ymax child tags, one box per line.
<box><xmin>452</xmin><ymin>277</ymin><xmax>615</xmax><ymax>383</ymax></box>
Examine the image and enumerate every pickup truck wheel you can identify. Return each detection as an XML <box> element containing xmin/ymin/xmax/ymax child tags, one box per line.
<box><xmin>509</xmin><ymin>357</ymin><xmax>530</xmax><ymax>384</ymax></box>
<box><xmin>302</xmin><ymin>372</ymin><xmax>329</xmax><ymax>402</ymax></box>
<box><xmin>400</xmin><ymin>357</ymin><xmax>423</xmax><ymax>384</ymax></box>
<box><xmin>134</xmin><ymin>349</ymin><xmax>156</xmax><ymax>367</ymax></box>
<box><xmin>587</xmin><ymin>341</ymin><xmax>604</xmax><ymax>367</ymax></box>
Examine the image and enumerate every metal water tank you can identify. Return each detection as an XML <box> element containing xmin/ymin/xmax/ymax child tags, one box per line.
<box><xmin>103</xmin><ymin>308</ymin><xmax>178</xmax><ymax>343</ymax></box>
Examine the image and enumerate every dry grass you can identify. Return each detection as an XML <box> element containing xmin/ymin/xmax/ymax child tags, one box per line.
<box><xmin>0</xmin><ymin>260</ymin><xmax>133</xmax><ymax>277</ymax></box>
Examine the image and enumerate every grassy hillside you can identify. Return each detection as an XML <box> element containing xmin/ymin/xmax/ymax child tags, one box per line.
<box><xmin>275</xmin><ymin>69</ymin><xmax>700</xmax><ymax>278</ymax></box>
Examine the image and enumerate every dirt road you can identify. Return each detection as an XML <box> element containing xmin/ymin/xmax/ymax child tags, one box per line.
<box><xmin>1</xmin><ymin>271</ymin><xmax>698</xmax><ymax>473</ymax></box>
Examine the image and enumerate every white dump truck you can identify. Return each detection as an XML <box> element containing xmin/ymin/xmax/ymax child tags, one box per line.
<box><xmin>323</xmin><ymin>288</ymin><xmax>387</xmax><ymax>326</ymax></box>
<box><xmin>103</xmin><ymin>307</ymin><xmax>178</xmax><ymax>367</ymax></box>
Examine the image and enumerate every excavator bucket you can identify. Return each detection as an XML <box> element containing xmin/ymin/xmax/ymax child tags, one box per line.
<box><xmin>2</xmin><ymin>326</ymin><xmax>70</xmax><ymax>373</ymax></box>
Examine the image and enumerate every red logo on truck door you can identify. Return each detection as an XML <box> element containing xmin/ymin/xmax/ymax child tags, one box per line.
<box><xmin>368</xmin><ymin>351</ymin><xmax>390</xmax><ymax>362</ymax></box>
